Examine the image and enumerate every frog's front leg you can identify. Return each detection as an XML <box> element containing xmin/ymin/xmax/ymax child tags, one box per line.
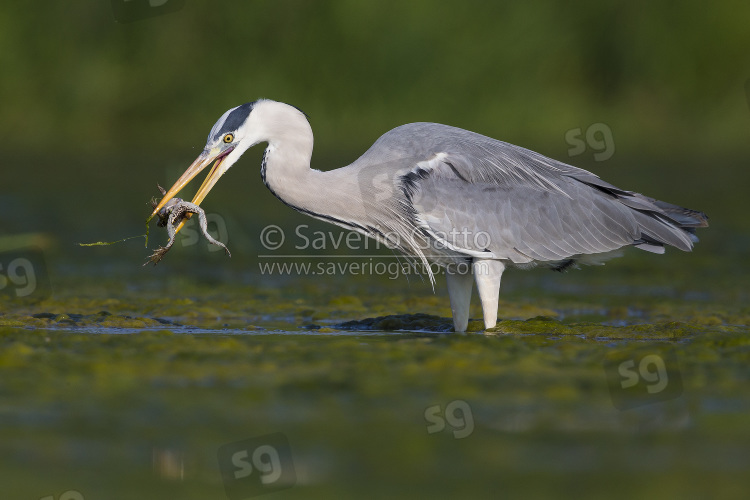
<box><xmin>163</xmin><ymin>207</ymin><xmax>188</xmax><ymax>252</ymax></box>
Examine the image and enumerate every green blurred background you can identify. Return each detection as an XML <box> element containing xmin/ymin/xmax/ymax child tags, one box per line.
<box><xmin>1</xmin><ymin>0</ymin><xmax>748</xmax><ymax>273</ymax></box>
<box><xmin>2</xmin><ymin>1</ymin><xmax>748</xmax><ymax>153</ymax></box>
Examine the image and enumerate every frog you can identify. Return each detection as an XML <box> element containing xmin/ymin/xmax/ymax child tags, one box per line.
<box><xmin>145</xmin><ymin>185</ymin><xmax>231</xmax><ymax>266</ymax></box>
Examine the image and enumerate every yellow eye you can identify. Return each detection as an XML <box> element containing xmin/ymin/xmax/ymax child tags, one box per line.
<box><xmin>223</xmin><ymin>133</ymin><xmax>234</xmax><ymax>143</ymax></box>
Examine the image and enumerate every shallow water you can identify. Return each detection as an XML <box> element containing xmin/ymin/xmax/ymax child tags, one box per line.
<box><xmin>1</xmin><ymin>260</ymin><xmax>749</xmax><ymax>499</ymax></box>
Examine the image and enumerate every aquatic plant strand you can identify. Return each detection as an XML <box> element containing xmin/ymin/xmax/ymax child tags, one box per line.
<box><xmin>78</xmin><ymin>234</ymin><xmax>146</xmax><ymax>247</ymax></box>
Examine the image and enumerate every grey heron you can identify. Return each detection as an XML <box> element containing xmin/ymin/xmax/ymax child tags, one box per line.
<box><xmin>149</xmin><ymin>99</ymin><xmax>708</xmax><ymax>332</ymax></box>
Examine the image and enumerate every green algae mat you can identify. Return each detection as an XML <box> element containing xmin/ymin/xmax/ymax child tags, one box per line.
<box><xmin>1</xmin><ymin>264</ymin><xmax>749</xmax><ymax>500</ymax></box>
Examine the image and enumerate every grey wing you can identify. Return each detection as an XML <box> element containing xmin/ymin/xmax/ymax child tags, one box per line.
<box><xmin>410</xmin><ymin>171</ymin><xmax>642</xmax><ymax>264</ymax></box>
<box><xmin>349</xmin><ymin>122</ymin><xmax>703</xmax><ymax>265</ymax></box>
<box><xmin>390</xmin><ymin>144</ymin><xmax>698</xmax><ymax>263</ymax></box>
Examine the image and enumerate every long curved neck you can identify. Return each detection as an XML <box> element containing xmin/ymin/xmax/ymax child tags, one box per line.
<box><xmin>256</xmin><ymin>102</ymin><xmax>363</xmax><ymax>228</ymax></box>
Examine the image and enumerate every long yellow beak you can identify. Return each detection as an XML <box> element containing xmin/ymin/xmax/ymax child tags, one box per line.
<box><xmin>148</xmin><ymin>146</ymin><xmax>233</xmax><ymax>234</ymax></box>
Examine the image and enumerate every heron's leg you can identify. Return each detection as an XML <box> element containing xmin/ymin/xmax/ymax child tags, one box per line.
<box><xmin>445</xmin><ymin>264</ymin><xmax>473</xmax><ymax>332</ymax></box>
<box><xmin>472</xmin><ymin>259</ymin><xmax>505</xmax><ymax>330</ymax></box>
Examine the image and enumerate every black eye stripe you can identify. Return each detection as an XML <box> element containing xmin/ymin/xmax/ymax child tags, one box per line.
<box><xmin>212</xmin><ymin>101</ymin><xmax>256</xmax><ymax>142</ymax></box>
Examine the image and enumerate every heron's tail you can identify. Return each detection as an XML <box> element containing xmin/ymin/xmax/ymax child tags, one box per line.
<box><xmin>569</xmin><ymin>173</ymin><xmax>709</xmax><ymax>254</ymax></box>
<box><xmin>651</xmin><ymin>200</ymin><xmax>709</xmax><ymax>230</ymax></box>
<box><xmin>631</xmin><ymin>198</ymin><xmax>708</xmax><ymax>254</ymax></box>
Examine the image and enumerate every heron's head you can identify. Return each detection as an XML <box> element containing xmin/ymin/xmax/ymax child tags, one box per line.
<box><xmin>148</xmin><ymin>100</ymin><xmax>263</xmax><ymax>224</ymax></box>
<box><xmin>148</xmin><ymin>99</ymin><xmax>311</xmax><ymax>231</ymax></box>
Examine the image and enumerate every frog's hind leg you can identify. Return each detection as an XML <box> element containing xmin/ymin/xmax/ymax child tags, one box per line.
<box><xmin>143</xmin><ymin>209</ymin><xmax>182</xmax><ymax>266</ymax></box>
<box><xmin>190</xmin><ymin>203</ymin><xmax>231</xmax><ymax>257</ymax></box>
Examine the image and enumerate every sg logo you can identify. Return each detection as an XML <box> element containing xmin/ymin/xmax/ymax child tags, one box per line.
<box><xmin>231</xmin><ymin>444</ymin><xmax>283</xmax><ymax>484</ymax></box>
<box><xmin>618</xmin><ymin>354</ymin><xmax>670</xmax><ymax>394</ymax></box>
<box><xmin>0</xmin><ymin>250</ymin><xmax>51</xmax><ymax>299</ymax></box>
<box><xmin>424</xmin><ymin>399</ymin><xmax>474</xmax><ymax>439</ymax></box>
<box><xmin>217</xmin><ymin>433</ymin><xmax>296</xmax><ymax>499</ymax></box>
<box><xmin>356</xmin><ymin>158</ymin><xmax>440</xmax><ymax>218</ymax></box>
<box><xmin>604</xmin><ymin>350</ymin><xmax>683</xmax><ymax>410</ymax></box>
<box><xmin>565</xmin><ymin>123</ymin><xmax>615</xmax><ymax>161</ymax></box>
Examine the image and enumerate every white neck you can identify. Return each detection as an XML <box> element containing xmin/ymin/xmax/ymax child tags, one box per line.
<box><xmin>251</xmin><ymin>100</ymin><xmax>363</xmax><ymax>228</ymax></box>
